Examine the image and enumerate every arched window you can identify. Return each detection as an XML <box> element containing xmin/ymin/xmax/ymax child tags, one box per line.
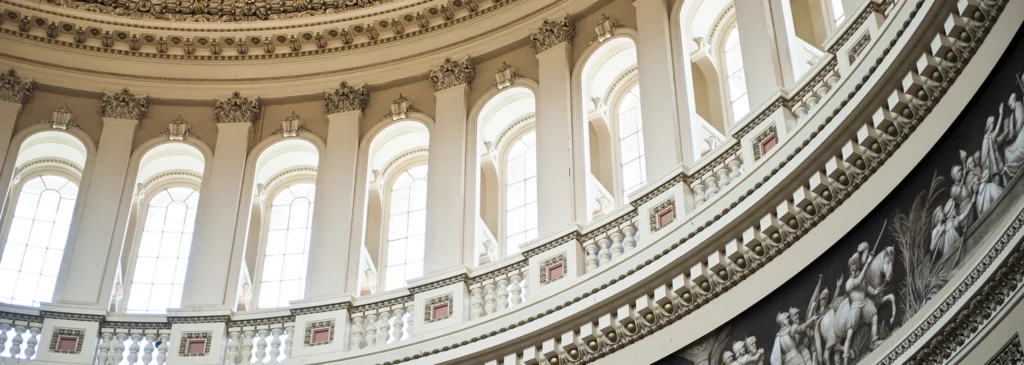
<box><xmin>723</xmin><ymin>25</ymin><xmax>750</xmax><ymax>121</ymax></box>
<box><xmin>0</xmin><ymin>175</ymin><xmax>78</xmax><ymax>306</ymax></box>
<box><xmin>125</xmin><ymin>187</ymin><xmax>199</xmax><ymax>314</ymax></box>
<box><xmin>257</xmin><ymin>182</ymin><xmax>316</xmax><ymax>308</ymax></box>
<box><xmin>504</xmin><ymin>131</ymin><xmax>537</xmax><ymax>255</ymax></box>
<box><xmin>384</xmin><ymin>165</ymin><xmax>427</xmax><ymax>291</ymax></box>
<box><xmin>830</xmin><ymin>0</ymin><xmax>846</xmax><ymax>24</ymax></box>
<box><xmin>616</xmin><ymin>84</ymin><xmax>646</xmax><ymax>197</ymax></box>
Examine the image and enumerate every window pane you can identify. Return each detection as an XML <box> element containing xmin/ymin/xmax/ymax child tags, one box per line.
<box><xmin>384</xmin><ymin>165</ymin><xmax>428</xmax><ymax>290</ymax></box>
<box><xmin>257</xmin><ymin>183</ymin><xmax>315</xmax><ymax>308</ymax></box>
<box><xmin>127</xmin><ymin>188</ymin><xmax>198</xmax><ymax>313</ymax></box>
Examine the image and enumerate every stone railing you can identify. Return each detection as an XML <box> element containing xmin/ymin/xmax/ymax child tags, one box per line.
<box><xmin>0</xmin><ymin>0</ymin><xmax>990</xmax><ymax>364</ymax></box>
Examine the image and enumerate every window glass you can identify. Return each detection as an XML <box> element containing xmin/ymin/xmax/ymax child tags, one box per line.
<box><xmin>385</xmin><ymin>165</ymin><xmax>428</xmax><ymax>291</ymax></box>
<box><xmin>257</xmin><ymin>183</ymin><xmax>315</xmax><ymax>308</ymax></box>
<box><xmin>0</xmin><ymin>175</ymin><xmax>78</xmax><ymax>306</ymax></box>
<box><xmin>505</xmin><ymin>131</ymin><xmax>538</xmax><ymax>255</ymax></box>
<box><xmin>831</xmin><ymin>0</ymin><xmax>846</xmax><ymax>24</ymax></box>
<box><xmin>618</xmin><ymin>84</ymin><xmax>647</xmax><ymax>197</ymax></box>
<box><xmin>724</xmin><ymin>25</ymin><xmax>750</xmax><ymax>121</ymax></box>
<box><xmin>126</xmin><ymin>188</ymin><xmax>199</xmax><ymax>314</ymax></box>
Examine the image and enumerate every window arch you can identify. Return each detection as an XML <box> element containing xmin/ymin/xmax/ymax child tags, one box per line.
<box><xmin>503</xmin><ymin>130</ymin><xmax>537</xmax><ymax>255</ymax></box>
<box><xmin>125</xmin><ymin>187</ymin><xmax>199</xmax><ymax>313</ymax></box>
<box><xmin>257</xmin><ymin>182</ymin><xmax>316</xmax><ymax>308</ymax></box>
<box><xmin>722</xmin><ymin>24</ymin><xmax>750</xmax><ymax>122</ymax></box>
<box><xmin>615</xmin><ymin>84</ymin><xmax>646</xmax><ymax>197</ymax></box>
<box><xmin>0</xmin><ymin>129</ymin><xmax>88</xmax><ymax>307</ymax></box>
<box><xmin>383</xmin><ymin>164</ymin><xmax>427</xmax><ymax>291</ymax></box>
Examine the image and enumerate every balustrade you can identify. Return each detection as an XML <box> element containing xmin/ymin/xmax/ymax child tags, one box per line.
<box><xmin>348</xmin><ymin>297</ymin><xmax>414</xmax><ymax>350</ymax></box>
<box><xmin>468</xmin><ymin>265</ymin><xmax>529</xmax><ymax>320</ymax></box>
<box><xmin>689</xmin><ymin>148</ymin><xmax>744</xmax><ymax>207</ymax></box>
<box><xmin>225</xmin><ymin>319</ymin><xmax>293</xmax><ymax>364</ymax></box>
<box><xmin>0</xmin><ymin>319</ymin><xmax>41</xmax><ymax>361</ymax></box>
<box><xmin>582</xmin><ymin>218</ymin><xmax>639</xmax><ymax>274</ymax></box>
<box><xmin>96</xmin><ymin>326</ymin><xmax>171</xmax><ymax>365</ymax></box>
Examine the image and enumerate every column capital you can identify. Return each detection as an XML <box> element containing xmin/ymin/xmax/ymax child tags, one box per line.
<box><xmin>530</xmin><ymin>16</ymin><xmax>575</xmax><ymax>54</ymax></box>
<box><xmin>214</xmin><ymin>91</ymin><xmax>260</xmax><ymax>124</ymax></box>
<box><xmin>324</xmin><ymin>81</ymin><xmax>369</xmax><ymax>114</ymax></box>
<box><xmin>0</xmin><ymin>68</ymin><xmax>33</xmax><ymax>105</ymax></box>
<box><xmin>429</xmin><ymin>56</ymin><xmax>475</xmax><ymax>92</ymax></box>
<box><xmin>102</xmin><ymin>88</ymin><xmax>148</xmax><ymax>121</ymax></box>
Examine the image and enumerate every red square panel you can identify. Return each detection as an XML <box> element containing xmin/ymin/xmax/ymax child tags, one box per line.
<box><xmin>760</xmin><ymin>135</ymin><xmax>777</xmax><ymax>155</ymax></box>
<box><xmin>547</xmin><ymin>263</ymin><xmax>564</xmax><ymax>282</ymax></box>
<box><xmin>57</xmin><ymin>336</ymin><xmax>78</xmax><ymax>352</ymax></box>
<box><xmin>311</xmin><ymin>328</ymin><xmax>331</xmax><ymax>344</ymax></box>
<box><xmin>186</xmin><ymin>339</ymin><xmax>207</xmax><ymax>355</ymax></box>
<box><xmin>431</xmin><ymin>303</ymin><xmax>449</xmax><ymax>321</ymax></box>
<box><xmin>657</xmin><ymin>209</ymin><xmax>675</xmax><ymax>228</ymax></box>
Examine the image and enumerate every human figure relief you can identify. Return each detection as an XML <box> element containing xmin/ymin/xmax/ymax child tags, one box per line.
<box><xmin>771</xmin><ymin>312</ymin><xmax>812</xmax><ymax>365</ymax></box>
<box><xmin>981</xmin><ymin>115</ymin><xmax>1007</xmax><ymax>185</ymax></box>
<box><xmin>1000</xmin><ymin>93</ymin><xmax>1024</xmax><ymax>181</ymax></box>
<box><xmin>733</xmin><ymin>338</ymin><xmax>765</xmax><ymax>365</ymax></box>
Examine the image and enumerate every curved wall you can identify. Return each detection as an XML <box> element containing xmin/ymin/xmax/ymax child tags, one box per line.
<box><xmin>656</xmin><ymin>27</ymin><xmax>1024</xmax><ymax>365</ymax></box>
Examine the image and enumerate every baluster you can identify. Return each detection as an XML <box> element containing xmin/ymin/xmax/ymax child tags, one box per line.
<box><xmin>509</xmin><ymin>274</ymin><xmax>524</xmax><ymax>305</ymax></box>
<box><xmin>704</xmin><ymin>175</ymin><xmax>720</xmax><ymax>197</ymax></box>
<box><xmin>584</xmin><ymin>241</ymin><xmax>599</xmax><ymax>272</ymax></box>
<box><xmin>268</xmin><ymin>328</ymin><xmax>282</xmax><ymax>364</ymax></box>
<box><xmin>240</xmin><ymin>331</ymin><xmax>255</xmax><ymax>365</ymax></box>
<box><xmin>254</xmin><ymin>329</ymin><xmax>269</xmax><ymax>364</ymax></box>
<box><xmin>521</xmin><ymin>270</ymin><xmax>529</xmax><ymax>301</ymax></box>
<box><xmin>727</xmin><ymin>156</ymin><xmax>743</xmax><ymax>179</ymax></box>
<box><xmin>804</xmin><ymin>92</ymin><xmax>820</xmax><ymax>109</ymax></box>
<box><xmin>716</xmin><ymin>166</ymin><xmax>731</xmax><ymax>188</ymax></box>
<box><xmin>815</xmin><ymin>83</ymin><xmax>831</xmax><ymax>100</ymax></box>
<box><xmin>404</xmin><ymin>303</ymin><xmax>414</xmax><ymax>338</ymax></box>
<box><xmin>226</xmin><ymin>331</ymin><xmax>240</xmax><ymax>365</ymax></box>
<box><xmin>470</xmin><ymin>287</ymin><xmax>484</xmax><ymax>319</ymax></box>
<box><xmin>690</xmin><ymin>182</ymin><xmax>707</xmax><ymax>206</ymax></box>
<box><xmin>10</xmin><ymin>325</ymin><xmax>24</xmax><ymax>359</ymax></box>
<box><xmin>111</xmin><ymin>332</ymin><xmax>127</xmax><ymax>365</ymax></box>
<box><xmin>390</xmin><ymin>308</ymin><xmax>405</xmax><ymax>342</ymax></box>
<box><xmin>496</xmin><ymin>278</ymin><xmax>510</xmax><ymax>311</ymax></box>
<box><xmin>283</xmin><ymin>326</ymin><xmax>294</xmax><ymax>360</ymax></box>
<box><xmin>375</xmin><ymin>312</ymin><xmax>391</xmax><ymax>345</ymax></box>
<box><xmin>826</xmin><ymin>70</ymin><xmax>840</xmax><ymax>87</ymax></box>
<box><xmin>483</xmin><ymin>282</ymin><xmax>497</xmax><ymax>315</ymax></box>
<box><xmin>127</xmin><ymin>333</ymin><xmax>142</xmax><ymax>365</ymax></box>
<box><xmin>363</xmin><ymin>314</ymin><xmax>378</xmax><ymax>347</ymax></box>
<box><xmin>349</xmin><ymin>315</ymin><xmax>365</xmax><ymax>350</ymax></box>
<box><xmin>97</xmin><ymin>331</ymin><xmax>111</xmax><ymax>365</ymax></box>
<box><xmin>24</xmin><ymin>326</ymin><xmax>39</xmax><ymax>360</ymax></box>
<box><xmin>609</xmin><ymin>230</ymin><xmax>624</xmax><ymax>259</ymax></box>
<box><xmin>142</xmin><ymin>334</ymin><xmax>156</xmax><ymax>365</ymax></box>
<box><xmin>622</xmin><ymin>224</ymin><xmax>637</xmax><ymax>251</ymax></box>
<box><xmin>597</xmin><ymin>236</ymin><xmax>612</xmax><ymax>266</ymax></box>
<box><xmin>793</xmin><ymin>101</ymin><xmax>810</xmax><ymax>117</ymax></box>
<box><xmin>156</xmin><ymin>334</ymin><xmax>169</xmax><ymax>365</ymax></box>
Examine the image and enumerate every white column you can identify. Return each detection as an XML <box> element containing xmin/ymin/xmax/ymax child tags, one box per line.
<box><xmin>425</xmin><ymin>83</ymin><xmax>470</xmax><ymax>274</ymax></box>
<box><xmin>735</xmin><ymin>0</ymin><xmax>804</xmax><ymax>109</ymax></box>
<box><xmin>0</xmin><ymin>101</ymin><xmax>22</xmax><ymax>173</ymax></box>
<box><xmin>535</xmin><ymin>42</ymin><xmax>577</xmax><ymax>236</ymax></box>
<box><xmin>633</xmin><ymin>0</ymin><xmax>690</xmax><ymax>169</ymax></box>
<box><xmin>180</xmin><ymin>122</ymin><xmax>251</xmax><ymax>309</ymax></box>
<box><xmin>55</xmin><ymin>117</ymin><xmax>137</xmax><ymax>307</ymax></box>
<box><xmin>306</xmin><ymin>110</ymin><xmax>361</xmax><ymax>298</ymax></box>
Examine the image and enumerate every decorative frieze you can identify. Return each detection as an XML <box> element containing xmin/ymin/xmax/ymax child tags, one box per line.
<box><xmin>987</xmin><ymin>334</ymin><xmax>1024</xmax><ymax>365</ymax></box>
<box><xmin>40</xmin><ymin>0</ymin><xmax>386</xmax><ymax>22</ymax></box>
<box><xmin>494</xmin><ymin>62</ymin><xmax>518</xmax><ymax>90</ymax></box>
<box><xmin>0</xmin><ymin>68</ymin><xmax>33</xmax><ymax>104</ymax></box>
<box><xmin>47</xmin><ymin>328</ymin><xmax>85</xmax><ymax>354</ymax></box>
<box><xmin>214</xmin><ymin>91</ymin><xmax>260</xmax><ymax>124</ymax></box>
<box><xmin>429</xmin><ymin>57</ymin><xmax>475</xmax><ymax>91</ymax></box>
<box><xmin>324</xmin><ymin>81</ymin><xmax>369</xmax><ymax>114</ymax></box>
<box><xmin>101</xmin><ymin>88</ymin><xmax>148</xmax><ymax>120</ymax></box>
<box><xmin>530</xmin><ymin>17</ymin><xmax>575</xmax><ymax>54</ymax></box>
<box><xmin>594</xmin><ymin>14</ymin><xmax>618</xmax><ymax>42</ymax></box>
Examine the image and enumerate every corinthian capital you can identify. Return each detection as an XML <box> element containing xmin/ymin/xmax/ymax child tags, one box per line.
<box><xmin>215</xmin><ymin>91</ymin><xmax>260</xmax><ymax>124</ymax></box>
<box><xmin>102</xmin><ymin>88</ymin><xmax>148</xmax><ymax>120</ymax></box>
<box><xmin>530</xmin><ymin>17</ymin><xmax>575</xmax><ymax>54</ymax></box>
<box><xmin>429</xmin><ymin>57</ymin><xmax>475</xmax><ymax>91</ymax></box>
<box><xmin>324</xmin><ymin>81</ymin><xmax>369</xmax><ymax>114</ymax></box>
<box><xmin>0</xmin><ymin>69</ymin><xmax>34</xmax><ymax>104</ymax></box>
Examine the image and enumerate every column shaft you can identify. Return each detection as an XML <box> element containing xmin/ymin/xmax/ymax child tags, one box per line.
<box><xmin>536</xmin><ymin>43</ymin><xmax>577</xmax><ymax>236</ymax></box>
<box><xmin>55</xmin><ymin>117</ymin><xmax>137</xmax><ymax>307</ymax></box>
<box><xmin>0</xmin><ymin>101</ymin><xmax>22</xmax><ymax>174</ymax></box>
<box><xmin>634</xmin><ymin>0</ymin><xmax>690</xmax><ymax>170</ymax></box>
<box><xmin>306</xmin><ymin>111</ymin><xmax>361</xmax><ymax>298</ymax></box>
<box><xmin>424</xmin><ymin>84</ymin><xmax>469</xmax><ymax>274</ymax></box>
<box><xmin>180</xmin><ymin>122</ymin><xmax>251</xmax><ymax>309</ymax></box>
